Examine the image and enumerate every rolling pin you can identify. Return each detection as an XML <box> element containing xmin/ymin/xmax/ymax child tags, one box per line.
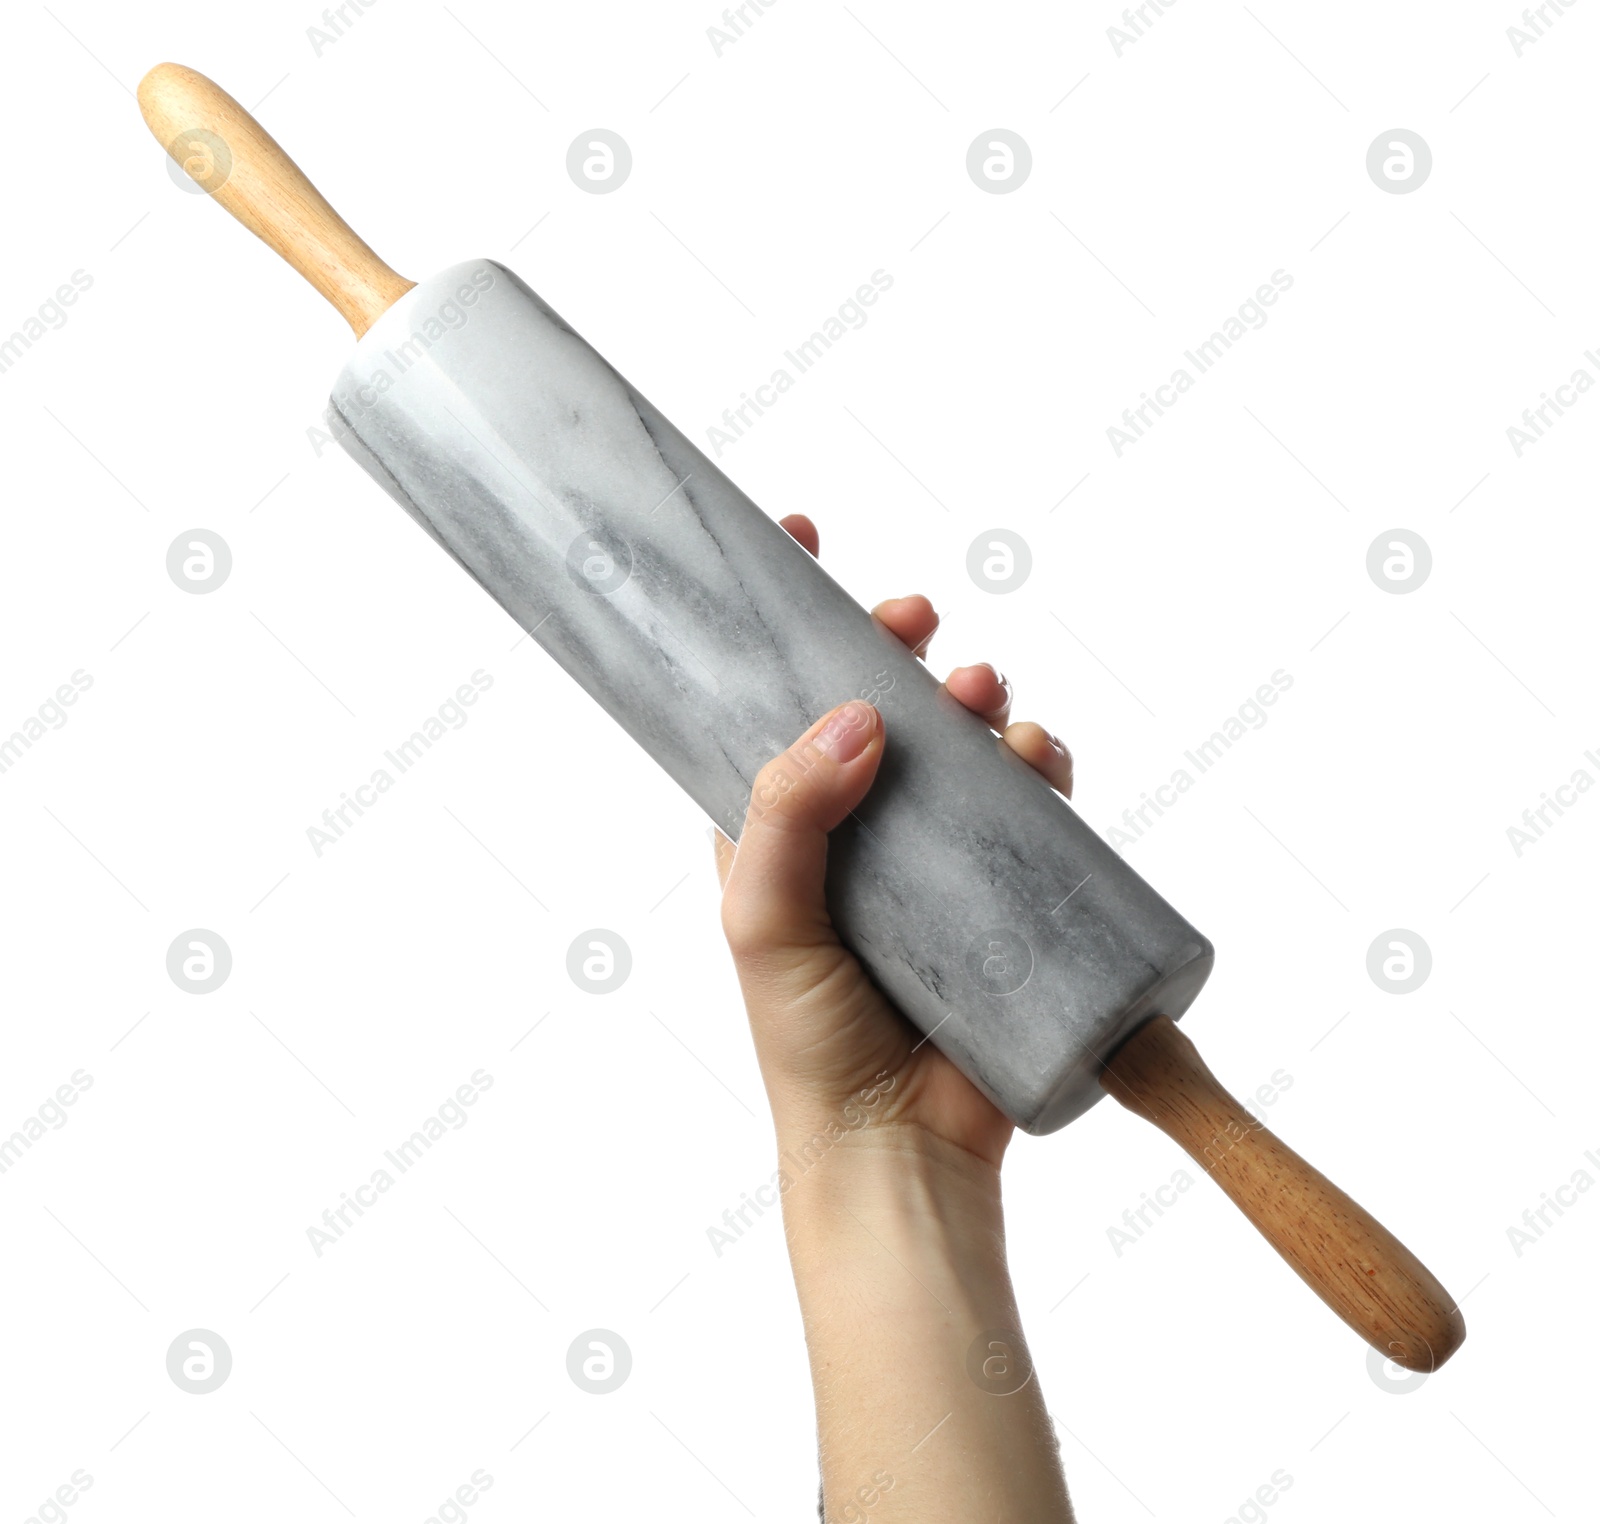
<box><xmin>138</xmin><ymin>63</ymin><xmax>1464</xmax><ymax>1371</ymax></box>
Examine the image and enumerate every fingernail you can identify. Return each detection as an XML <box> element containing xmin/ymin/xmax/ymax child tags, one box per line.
<box><xmin>814</xmin><ymin>701</ymin><xmax>876</xmax><ymax>762</ymax></box>
<box><xmin>973</xmin><ymin>662</ymin><xmax>1010</xmax><ymax>695</ymax></box>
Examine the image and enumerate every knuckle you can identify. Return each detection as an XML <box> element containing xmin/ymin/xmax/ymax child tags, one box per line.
<box><xmin>748</xmin><ymin>751</ymin><xmax>811</xmax><ymax>823</ymax></box>
<box><xmin>719</xmin><ymin>894</ymin><xmax>778</xmax><ymax>960</ymax></box>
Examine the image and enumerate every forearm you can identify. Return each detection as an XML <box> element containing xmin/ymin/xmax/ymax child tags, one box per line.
<box><xmin>778</xmin><ymin>1124</ymin><xmax>1074</xmax><ymax>1523</ymax></box>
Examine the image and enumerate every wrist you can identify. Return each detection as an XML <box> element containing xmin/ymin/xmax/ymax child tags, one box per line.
<box><xmin>776</xmin><ymin>1103</ymin><xmax>1000</xmax><ymax>1194</ymax></box>
<box><xmin>774</xmin><ymin>1120</ymin><xmax>1008</xmax><ymax>1285</ymax></box>
<box><xmin>769</xmin><ymin>1113</ymin><xmax>1070</xmax><ymax>1522</ymax></box>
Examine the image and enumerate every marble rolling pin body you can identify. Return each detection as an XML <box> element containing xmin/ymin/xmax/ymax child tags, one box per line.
<box><xmin>329</xmin><ymin>262</ymin><xmax>1212</xmax><ymax>1135</ymax></box>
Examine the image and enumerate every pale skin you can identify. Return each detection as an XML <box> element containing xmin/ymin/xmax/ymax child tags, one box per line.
<box><xmin>713</xmin><ymin>514</ymin><xmax>1076</xmax><ymax>1523</ymax></box>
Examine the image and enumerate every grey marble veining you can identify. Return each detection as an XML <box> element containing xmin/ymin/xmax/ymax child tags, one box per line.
<box><xmin>329</xmin><ymin>261</ymin><xmax>1212</xmax><ymax>1134</ymax></box>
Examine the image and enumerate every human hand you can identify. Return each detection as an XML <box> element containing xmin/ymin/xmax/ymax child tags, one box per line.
<box><xmin>714</xmin><ymin>513</ymin><xmax>1075</xmax><ymax>1173</ymax></box>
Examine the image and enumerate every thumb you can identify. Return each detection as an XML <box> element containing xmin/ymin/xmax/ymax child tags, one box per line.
<box><xmin>719</xmin><ymin>700</ymin><xmax>884</xmax><ymax>962</ymax></box>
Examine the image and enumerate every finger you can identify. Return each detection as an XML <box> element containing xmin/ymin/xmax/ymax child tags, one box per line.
<box><xmin>870</xmin><ymin>594</ymin><xmax>939</xmax><ymax>659</ymax></box>
<box><xmin>712</xmin><ymin>825</ymin><xmax>736</xmax><ymax>890</ymax></box>
<box><xmin>720</xmin><ymin>701</ymin><xmax>883</xmax><ymax>962</ymax></box>
<box><xmin>945</xmin><ymin>662</ymin><xmax>1012</xmax><ymax>731</ymax></box>
<box><xmin>779</xmin><ymin>513</ymin><xmax>819</xmax><ymax>557</ymax></box>
<box><xmin>1002</xmin><ymin>720</ymin><xmax>1074</xmax><ymax>798</ymax></box>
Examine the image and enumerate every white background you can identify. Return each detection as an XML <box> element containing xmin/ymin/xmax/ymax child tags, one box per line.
<box><xmin>1</xmin><ymin>2</ymin><xmax>1594</xmax><ymax>1520</ymax></box>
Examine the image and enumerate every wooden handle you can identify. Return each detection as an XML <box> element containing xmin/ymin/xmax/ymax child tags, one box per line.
<box><xmin>1101</xmin><ymin>1016</ymin><xmax>1465</xmax><ymax>1371</ymax></box>
<box><xmin>137</xmin><ymin>63</ymin><xmax>414</xmax><ymax>336</ymax></box>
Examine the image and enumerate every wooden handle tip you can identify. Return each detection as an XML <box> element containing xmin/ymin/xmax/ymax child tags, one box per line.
<box><xmin>132</xmin><ymin>60</ymin><xmax>413</xmax><ymax>336</ymax></box>
<box><xmin>1102</xmin><ymin>1015</ymin><xmax>1466</xmax><ymax>1373</ymax></box>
